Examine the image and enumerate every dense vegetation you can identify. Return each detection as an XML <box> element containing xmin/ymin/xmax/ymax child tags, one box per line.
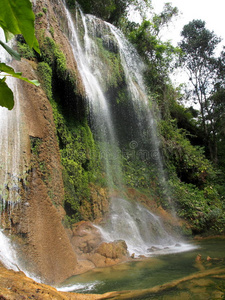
<box><xmin>128</xmin><ymin>8</ymin><xmax>225</xmax><ymax>234</ymax></box>
<box><xmin>1</xmin><ymin>0</ymin><xmax>224</xmax><ymax>235</ymax></box>
<box><xmin>78</xmin><ymin>0</ymin><xmax>225</xmax><ymax>234</ymax></box>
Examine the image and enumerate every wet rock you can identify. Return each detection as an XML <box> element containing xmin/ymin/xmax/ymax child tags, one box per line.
<box><xmin>147</xmin><ymin>246</ymin><xmax>161</xmax><ymax>252</ymax></box>
<box><xmin>102</xmin><ymin>35</ymin><xmax>119</xmax><ymax>53</ymax></box>
<box><xmin>0</xmin><ymin>265</ymin><xmax>102</xmax><ymax>299</ymax></box>
<box><xmin>88</xmin><ymin>253</ymin><xmax>108</xmax><ymax>268</ymax></box>
<box><xmin>196</xmin><ymin>254</ymin><xmax>202</xmax><ymax>262</ymax></box>
<box><xmin>95</xmin><ymin>240</ymin><xmax>128</xmax><ymax>259</ymax></box>
<box><xmin>175</xmin><ymin>243</ymin><xmax>181</xmax><ymax>247</ymax></box>
<box><xmin>71</xmin><ymin>221</ymin><xmax>102</xmax><ymax>255</ymax></box>
<box><xmin>138</xmin><ymin>255</ymin><xmax>147</xmax><ymax>259</ymax></box>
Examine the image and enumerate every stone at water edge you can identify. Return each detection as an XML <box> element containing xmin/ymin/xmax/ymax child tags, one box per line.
<box><xmin>95</xmin><ymin>240</ymin><xmax>128</xmax><ymax>259</ymax></box>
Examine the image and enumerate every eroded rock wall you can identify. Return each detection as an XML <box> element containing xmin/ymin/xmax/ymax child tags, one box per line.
<box><xmin>1</xmin><ymin>0</ymin><xmax>86</xmax><ymax>284</ymax></box>
<box><xmin>8</xmin><ymin>59</ymin><xmax>78</xmax><ymax>284</ymax></box>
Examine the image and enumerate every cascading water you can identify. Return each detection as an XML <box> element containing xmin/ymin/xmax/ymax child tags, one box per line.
<box><xmin>0</xmin><ymin>30</ymin><xmax>28</xmax><ymax>273</ymax></box>
<box><xmin>0</xmin><ymin>30</ymin><xmax>24</xmax><ymax>216</ymax></box>
<box><xmin>64</xmin><ymin>5</ymin><xmax>123</xmax><ymax>188</ymax></box>
<box><xmin>0</xmin><ymin>230</ymin><xmax>20</xmax><ymax>271</ymax></box>
<box><xmin>63</xmin><ymin>4</ymin><xmax>190</xmax><ymax>256</ymax></box>
<box><xmin>96</xmin><ymin>197</ymin><xmax>176</xmax><ymax>256</ymax></box>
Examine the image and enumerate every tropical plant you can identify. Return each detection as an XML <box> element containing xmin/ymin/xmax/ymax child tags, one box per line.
<box><xmin>0</xmin><ymin>0</ymin><xmax>40</xmax><ymax>110</ymax></box>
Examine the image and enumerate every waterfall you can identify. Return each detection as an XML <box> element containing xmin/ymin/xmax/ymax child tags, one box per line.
<box><xmin>0</xmin><ymin>230</ymin><xmax>20</xmax><ymax>271</ymax></box>
<box><xmin>63</xmin><ymin>6</ymin><xmax>123</xmax><ymax>188</ymax></box>
<box><xmin>0</xmin><ymin>30</ymin><xmax>27</xmax><ymax>271</ymax></box>
<box><xmin>96</xmin><ymin>197</ymin><xmax>176</xmax><ymax>256</ymax></box>
<box><xmin>62</xmin><ymin>4</ymin><xmax>186</xmax><ymax>256</ymax></box>
<box><xmin>0</xmin><ymin>30</ymin><xmax>24</xmax><ymax>214</ymax></box>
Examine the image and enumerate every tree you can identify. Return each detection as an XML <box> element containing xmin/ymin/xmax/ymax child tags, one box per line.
<box><xmin>126</xmin><ymin>3</ymin><xmax>180</xmax><ymax>104</ymax></box>
<box><xmin>179</xmin><ymin>19</ymin><xmax>225</xmax><ymax>164</ymax></box>
<box><xmin>0</xmin><ymin>0</ymin><xmax>40</xmax><ymax>110</ymax></box>
<box><xmin>73</xmin><ymin>0</ymin><xmax>151</xmax><ymax>25</ymax></box>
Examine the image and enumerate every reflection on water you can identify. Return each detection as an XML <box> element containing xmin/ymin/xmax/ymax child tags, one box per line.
<box><xmin>58</xmin><ymin>238</ymin><xmax>225</xmax><ymax>298</ymax></box>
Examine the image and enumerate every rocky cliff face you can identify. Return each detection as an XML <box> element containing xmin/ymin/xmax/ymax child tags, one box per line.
<box><xmin>1</xmin><ymin>0</ymin><xmax>97</xmax><ymax>284</ymax></box>
<box><xmin>7</xmin><ymin>58</ymin><xmax>78</xmax><ymax>284</ymax></box>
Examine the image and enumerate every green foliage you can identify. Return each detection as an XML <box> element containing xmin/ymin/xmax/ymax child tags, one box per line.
<box><xmin>0</xmin><ymin>0</ymin><xmax>39</xmax><ymax>52</ymax></box>
<box><xmin>17</xmin><ymin>41</ymin><xmax>36</xmax><ymax>60</ymax></box>
<box><xmin>73</xmin><ymin>0</ymin><xmax>119</xmax><ymax>23</ymax></box>
<box><xmin>73</xmin><ymin>0</ymin><xmax>151</xmax><ymax>25</ymax></box>
<box><xmin>179</xmin><ymin>19</ymin><xmax>224</xmax><ymax>164</ymax></box>
<box><xmin>160</xmin><ymin>120</ymin><xmax>215</xmax><ymax>186</ymax></box>
<box><xmin>0</xmin><ymin>0</ymin><xmax>40</xmax><ymax>109</ymax></box>
<box><xmin>0</xmin><ymin>40</ymin><xmax>21</xmax><ymax>60</ymax></box>
<box><xmin>37</xmin><ymin>35</ymin><xmax>103</xmax><ymax>224</ymax></box>
<box><xmin>0</xmin><ymin>78</ymin><xmax>14</xmax><ymax>110</ymax></box>
<box><xmin>0</xmin><ymin>63</ymin><xmax>39</xmax><ymax>86</ymax></box>
<box><xmin>127</xmin><ymin>19</ymin><xmax>181</xmax><ymax>94</ymax></box>
<box><xmin>95</xmin><ymin>37</ymin><xmax>124</xmax><ymax>90</ymax></box>
<box><xmin>169</xmin><ymin>176</ymin><xmax>224</xmax><ymax>234</ymax></box>
<box><xmin>49</xmin><ymin>27</ymin><xmax>54</xmax><ymax>37</ymax></box>
<box><xmin>37</xmin><ymin>62</ymin><xmax>53</xmax><ymax>100</ymax></box>
<box><xmin>53</xmin><ymin>102</ymin><xmax>102</xmax><ymax>223</ymax></box>
<box><xmin>159</xmin><ymin>117</ymin><xmax>224</xmax><ymax>234</ymax></box>
<box><xmin>42</xmin><ymin>7</ymin><xmax>47</xmax><ymax>14</ymax></box>
<box><xmin>30</xmin><ymin>137</ymin><xmax>42</xmax><ymax>156</ymax></box>
<box><xmin>0</xmin><ymin>62</ymin><xmax>40</xmax><ymax>109</ymax></box>
<box><xmin>39</xmin><ymin>36</ymin><xmax>67</xmax><ymax>78</ymax></box>
<box><xmin>36</xmin><ymin>12</ymin><xmax>44</xmax><ymax>18</ymax></box>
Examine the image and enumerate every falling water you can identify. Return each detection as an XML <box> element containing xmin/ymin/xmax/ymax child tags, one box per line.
<box><xmin>0</xmin><ymin>230</ymin><xmax>20</xmax><ymax>271</ymax></box>
<box><xmin>0</xmin><ymin>30</ymin><xmax>27</xmax><ymax>270</ymax></box>
<box><xmin>0</xmin><ymin>30</ymin><xmax>24</xmax><ymax>211</ymax></box>
<box><xmin>63</xmin><ymin>5</ymin><xmax>123</xmax><ymax>188</ymax></box>
<box><xmin>96</xmin><ymin>197</ymin><xmax>176</xmax><ymax>256</ymax></box>
<box><xmin>63</xmin><ymin>5</ymin><xmax>185</xmax><ymax>255</ymax></box>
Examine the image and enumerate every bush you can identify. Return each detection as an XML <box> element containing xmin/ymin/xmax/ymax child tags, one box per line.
<box><xmin>17</xmin><ymin>41</ymin><xmax>36</xmax><ymax>60</ymax></box>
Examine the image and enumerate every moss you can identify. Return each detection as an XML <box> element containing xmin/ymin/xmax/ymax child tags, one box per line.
<box><xmin>37</xmin><ymin>62</ymin><xmax>52</xmax><ymax>100</ymax></box>
<box><xmin>36</xmin><ymin>12</ymin><xmax>44</xmax><ymax>18</ymax></box>
<box><xmin>30</xmin><ymin>137</ymin><xmax>42</xmax><ymax>156</ymax></box>
<box><xmin>49</xmin><ymin>27</ymin><xmax>54</xmax><ymax>37</ymax></box>
<box><xmin>42</xmin><ymin>7</ymin><xmax>47</xmax><ymax>14</ymax></box>
<box><xmin>52</xmin><ymin>101</ymin><xmax>102</xmax><ymax>223</ymax></box>
<box><xmin>95</xmin><ymin>37</ymin><xmax>125</xmax><ymax>91</ymax></box>
<box><xmin>16</xmin><ymin>41</ymin><xmax>36</xmax><ymax>60</ymax></box>
<box><xmin>37</xmin><ymin>34</ymin><xmax>103</xmax><ymax>224</ymax></box>
<box><xmin>30</xmin><ymin>137</ymin><xmax>51</xmax><ymax>184</ymax></box>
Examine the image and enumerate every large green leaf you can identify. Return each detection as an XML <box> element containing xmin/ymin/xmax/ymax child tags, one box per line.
<box><xmin>0</xmin><ymin>63</ymin><xmax>40</xmax><ymax>86</ymax></box>
<box><xmin>0</xmin><ymin>40</ymin><xmax>21</xmax><ymax>61</ymax></box>
<box><xmin>0</xmin><ymin>0</ymin><xmax>40</xmax><ymax>53</ymax></box>
<box><xmin>0</xmin><ymin>78</ymin><xmax>14</xmax><ymax>110</ymax></box>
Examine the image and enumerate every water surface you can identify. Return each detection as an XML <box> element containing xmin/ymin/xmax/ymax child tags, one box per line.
<box><xmin>58</xmin><ymin>238</ymin><xmax>225</xmax><ymax>298</ymax></box>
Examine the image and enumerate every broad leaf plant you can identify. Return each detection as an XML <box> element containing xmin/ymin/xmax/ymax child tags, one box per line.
<box><xmin>0</xmin><ymin>0</ymin><xmax>40</xmax><ymax>110</ymax></box>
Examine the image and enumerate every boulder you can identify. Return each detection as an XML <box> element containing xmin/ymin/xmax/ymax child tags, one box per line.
<box><xmin>147</xmin><ymin>246</ymin><xmax>161</xmax><ymax>252</ymax></box>
<box><xmin>95</xmin><ymin>240</ymin><xmax>128</xmax><ymax>259</ymax></box>
<box><xmin>71</xmin><ymin>221</ymin><xmax>102</xmax><ymax>255</ymax></box>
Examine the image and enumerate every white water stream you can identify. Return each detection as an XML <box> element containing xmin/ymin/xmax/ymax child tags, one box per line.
<box><xmin>0</xmin><ymin>29</ymin><xmax>24</xmax><ymax>211</ymax></box>
<box><xmin>0</xmin><ymin>230</ymin><xmax>19</xmax><ymax>271</ymax></box>
<box><xmin>0</xmin><ymin>30</ymin><xmax>31</xmax><ymax>276</ymax></box>
<box><xmin>64</xmin><ymin>5</ymin><xmax>123</xmax><ymax>188</ymax></box>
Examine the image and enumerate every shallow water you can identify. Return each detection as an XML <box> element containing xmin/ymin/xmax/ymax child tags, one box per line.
<box><xmin>58</xmin><ymin>238</ymin><xmax>225</xmax><ymax>297</ymax></box>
